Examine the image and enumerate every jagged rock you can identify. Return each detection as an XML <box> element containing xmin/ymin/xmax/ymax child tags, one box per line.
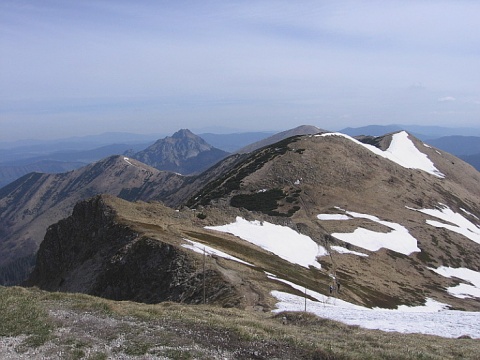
<box><xmin>26</xmin><ymin>195</ymin><xmax>238</xmax><ymax>305</ymax></box>
<box><xmin>0</xmin><ymin>156</ymin><xmax>184</xmax><ymax>284</ymax></box>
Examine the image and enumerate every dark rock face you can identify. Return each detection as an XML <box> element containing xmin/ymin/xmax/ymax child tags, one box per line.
<box><xmin>26</xmin><ymin>195</ymin><xmax>236</xmax><ymax>305</ymax></box>
<box><xmin>0</xmin><ymin>155</ymin><xmax>185</xmax><ymax>285</ymax></box>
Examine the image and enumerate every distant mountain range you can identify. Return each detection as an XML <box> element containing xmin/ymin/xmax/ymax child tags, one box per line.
<box><xmin>459</xmin><ymin>153</ymin><xmax>480</xmax><ymax>171</ymax></box>
<box><xmin>0</xmin><ymin>130</ymin><xmax>269</xmax><ymax>188</ymax></box>
<box><xmin>2</xmin><ymin>124</ymin><xmax>478</xmax><ymax>189</ymax></box>
<box><xmin>425</xmin><ymin>136</ymin><xmax>480</xmax><ymax>155</ymax></box>
<box><xmin>0</xmin><ymin>143</ymin><xmax>152</xmax><ymax>188</ymax></box>
<box><xmin>3</xmin><ymin>128</ymin><xmax>477</xmax><ymax>316</ymax></box>
<box><xmin>340</xmin><ymin>124</ymin><xmax>480</xmax><ymax>139</ymax></box>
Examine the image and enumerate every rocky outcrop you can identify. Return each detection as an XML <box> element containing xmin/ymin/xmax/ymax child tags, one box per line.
<box><xmin>0</xmin><ymin>155</ymin><xmax>185</xmax><ymax>285</ymax></box>
<box><xmin>26</xmin><ymin>195</ymin><xmax>237</xmax><ymax>305</ymax></box>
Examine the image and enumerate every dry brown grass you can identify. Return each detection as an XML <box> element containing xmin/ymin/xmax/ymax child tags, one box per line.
<box><xmin>1</xmin><ymin>286</ymin><xmax>479</xmax><ymax>360</ymax></box>
<box><xmin>98</xmin><ymin>190</ymin><xmax>480</xmax><ymax>312</ymax></box>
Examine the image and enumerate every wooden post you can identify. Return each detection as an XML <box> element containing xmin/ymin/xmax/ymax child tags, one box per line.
<box><xmin>304</xmin><ymin>287</ymin><xmax>307</xmax><ymax>312</ymax></box>
<box><xmin>203</xmin><ymin>247</ymin><xmax>206</xmax><ymax>304</ymax></box>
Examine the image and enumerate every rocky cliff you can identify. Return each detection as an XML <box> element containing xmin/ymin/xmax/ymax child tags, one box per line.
<box><xmin>0</xmin><ymin>155</ymin><xmax>186</xmax><ymax>285</ymax></box>
<box><xmin>26</xmin><ymin>195</ymin><xmax>237</xmax><ymax>305</ymax></box>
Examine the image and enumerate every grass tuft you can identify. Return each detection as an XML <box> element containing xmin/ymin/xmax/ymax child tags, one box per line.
<box><xmin>0</xmin><ymin>287</ymin><xmax>53</xmax><ymax>347</ymax></box>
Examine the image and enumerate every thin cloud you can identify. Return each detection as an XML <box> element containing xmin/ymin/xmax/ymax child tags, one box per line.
<box><xmin>438</xmin><ymin>96</ymin><xmax>456</xmax><ymax>102</ymax></box>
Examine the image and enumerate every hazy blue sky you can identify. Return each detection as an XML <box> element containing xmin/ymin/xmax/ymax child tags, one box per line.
<box><xmin>1</xmin><ymin>1</ymin><xmax>480</xmax><ymax>141</ymax></box>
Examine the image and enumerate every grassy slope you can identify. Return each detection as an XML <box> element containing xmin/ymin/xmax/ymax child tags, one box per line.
<box><xmin>1</xmin><ymin>286</ymin><xmax>478</xmax><ymax>360</ymax></box>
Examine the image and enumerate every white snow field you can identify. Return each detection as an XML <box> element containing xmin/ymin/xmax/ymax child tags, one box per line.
<box><xmin>318</xmin><ymin>131</ymin><xmax>445</xmax><ymax>178</ymax></box>
<box><xmin>271</xmin><ymin>291</ymin><xmax>480</xmax><ymax>339</ymax></box>
<box><xmin>408</xmin><ymin>203</ymin><xmax>480</xmax><ymax>245</ymax></box>
<box><xmin>317</xmin><ymin>210</ymin><xmax>421</xmax><ymax>255</ymax></box>
<box><xmin>189</xmin><ymin>225</ymin><xmax>480</xmax><ymax>339</ymax></box>
<box><xmin>267</xmin><ymin>271</ymin><xmax>480</xmax><ymax>339</ymax></box>
<box><xmin>206</xmin><ymin>217</ymin><xmax>327</xmax><ymax>269</ymax></box>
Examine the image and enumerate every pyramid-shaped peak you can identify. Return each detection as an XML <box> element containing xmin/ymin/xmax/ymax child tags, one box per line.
<box><xmin>172</xmin><ymin>129</ymin><xmax>197</xmax><ymax>139</ymax></box>
<box><xmin>130</xmin><ymin>128</ymin><xmax>229</xmax><ymax>175</ymax></box>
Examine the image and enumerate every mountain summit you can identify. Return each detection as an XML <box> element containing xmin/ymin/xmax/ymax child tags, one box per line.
<box><xmin>131</xmin><ymin>129</ymin><xmax>229</xmax><ymax>174</ymax></box>
<box><xmin>185</xmin><ymin>130</ymin><xmax>480</xmax><ymax>310</ymax></box>
<box><xmin>236</xmin><ymin>125</ymin><xmax>325</xmax><ymax>153</ymax></box>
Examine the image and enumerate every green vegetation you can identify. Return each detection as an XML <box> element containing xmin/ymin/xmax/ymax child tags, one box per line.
<box><xmin>357</xmin><ymin>135</ymin><xmax>383</xmax><ymax>148</ymax></box>
<box><xmin>0</xmin><ymin>172</ymin><xmax>43</xmax><ymax>200</ymax></box>
<box><xmin>87</xmin><ymin>352</ymin><xmax>107</xmax><ymax>360</ymax></box>
<box><xmin>118</xmin><ymin>186</ymin><xmax>144</xmax><ymax>201</ymax></box>
<box><xmin>230</xmin><ymin>188</ymin><xmax>300</xmax><ymax>217</ymax></box>
<box><xmin>0</xmin><ymin>286</ymin><xmax>478</xmax><ymax>359</ymax></box>
<box><xmin>0</xmin><ymin>286</ymin><xmax>53</xmax><ymax>348</ymax></box>
<box><xmin>187</xmin><ymin>136</ymin><xmax>301</xmax><ymax>207</ymax></box>
<box><xmin>230</xmin><ymin>189</ymin><xmax>285</xmax><ymax>213</ymax></box>
<box><xmin>123</xmin><ymin>340</ymin><xmax>152</xmax><ymax>356</ymax></box>
<box><xmin>416</xmin><ymin>249</ymin><xmax>434</xmax><ymax>265</ymax></box>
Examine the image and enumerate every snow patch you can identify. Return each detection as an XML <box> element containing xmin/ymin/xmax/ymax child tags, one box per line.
<box><xmin>318</xmin><ymin>131</ymin><xmax>444</xmax><ymax>178</ymax></box>
<box><xmin>408</xmin><ymin>204</ymin><xmax>480</xmax><ymax>244</ymax></box>
<box><xmin>330</xmin><ymin>245</ymin><xmax>368</xmax><ymax>257</ymax></box>
<box><xmin>461</xmin><ymin>208</ymin><xmax>479</xmax><ymax>220</ymax></box>
<box><xmin>206</xmin><ymin>217</ymin><xmax>327</xmax><ymax>269</ymax></box>
<box><xmin>317</xmin><ymin>210</ymin><xmax>420</xmax><ymax>255</ymax></box>
<box><xmin>429</xmin><ymin>266</ymin><xmax>480</xmax><ymax>299</ymax></box>
<box><xmin>387</xmin><ymin>131</ymin><xmax>444</xmax><ymax>177</ymax></box>
<box><xmin>317</xmin><ymin>214</ymin><xmax>350</xmax><ymax>220</ymax></box>
<box><xmin>181</xmin><ymin>239</ymin><xmax>253</xmax><ymax>266</ymax></box>
<box><xmin>267</xmin><ymin>272</ymin><xmax>363</xmax><ymax>308</ymax></box>
<box><xmin>123</xmin><ymin>157</ymin><xmax>134</xmax><ymax>166</ymax></box>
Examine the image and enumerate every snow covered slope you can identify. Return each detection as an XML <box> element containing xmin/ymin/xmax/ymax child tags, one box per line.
<box><xmin>188</xmin><ymin>129</ymin><xmax>480</xmax><ymax>313</ymax></box>
<box><xmin>206</xmin><ymin>217</ymin><xmax>327</xmax><ymax>269</ymax></box>
<box><xmin>318</xmin><ymin>131</ymin><xmax>445</xmax><ymax>177</ymax></box>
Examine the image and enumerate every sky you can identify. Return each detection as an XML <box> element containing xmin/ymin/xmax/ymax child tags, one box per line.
<box><xmin>1</xmin><ymin>1</ymin><xmax>480</xmax><ymax>141</ymax></box>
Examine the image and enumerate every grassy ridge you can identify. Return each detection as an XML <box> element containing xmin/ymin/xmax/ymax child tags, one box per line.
<box><xmin>1</xmin><ymin>286</ymin><xmax>478</xmax><ymax>359</ymax></box>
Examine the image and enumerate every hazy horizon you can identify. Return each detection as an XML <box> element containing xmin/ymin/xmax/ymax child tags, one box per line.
<box><xmin>2</xmin><ymin>1</ymin><xmax>480</xmax><ymax>141</ymax></box>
